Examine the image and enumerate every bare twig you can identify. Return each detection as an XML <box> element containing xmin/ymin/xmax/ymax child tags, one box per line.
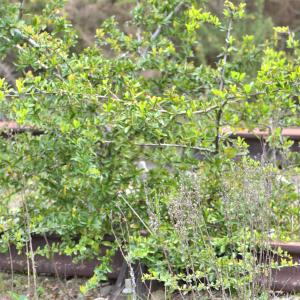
<box><xmin>119</xmin><ymin>194</ymin><xmax>154</xmax><ymax>235</ymax></box>
<box><xmin>158</xmin><ymin>96</ymin><xmax>242</xmax><ymax>116</ymax></box>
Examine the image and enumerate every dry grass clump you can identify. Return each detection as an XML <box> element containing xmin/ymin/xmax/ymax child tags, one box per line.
<box><xmin>165</xmin><ymin>160</ymin><xmax>293</xmax><ymax>299</ymax></box>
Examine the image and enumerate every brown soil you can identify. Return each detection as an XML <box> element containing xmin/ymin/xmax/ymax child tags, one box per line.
<box><xmin>0</xmin><ymin>272</ymin><xmax>112</xmax><ymax>300</ymax></box>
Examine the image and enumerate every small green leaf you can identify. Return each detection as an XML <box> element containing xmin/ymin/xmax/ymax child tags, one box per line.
<box><xmin>16</xmin><ymin>79</ymin><xmax>24</xmax><ymax>93</ymax></box>
<box><xmin>0</xmin><ymin>90</ymin><xmax>4</xmax><ymax>101</ymax></box>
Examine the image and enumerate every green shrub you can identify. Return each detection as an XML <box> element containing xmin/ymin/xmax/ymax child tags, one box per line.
<box><xmin>0</xmin><ymin>0</ymin><xmax>299</xmax><ymax>297</ymax></box>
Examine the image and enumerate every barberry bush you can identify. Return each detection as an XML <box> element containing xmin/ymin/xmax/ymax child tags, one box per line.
<box><xmin>0</xmin><ymin>0</ymin><xmax>299</xmax><ymax>297</ymax></box>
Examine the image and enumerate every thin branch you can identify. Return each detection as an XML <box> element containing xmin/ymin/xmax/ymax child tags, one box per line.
<box><xmin>5</xmin><ymin>86</ymin><xmax>298</xmax><ymax>118</ymax></box>
<box><xmin>136</xmin><ymin>142</ymin><xmax>213</xmax><ymax>152</ymax></box>
<box><xmin>119</xmin><ymin>194</ymin><xmax>154</xmax><ymax>235</ymax></box>
<box><xmin>18</xmin><ymin>0</ymin><xmax>25</xmax><ymax>20</ymax></box>
<box><xmin>103</xmin><ymin>140</ymin><xmax>215</xmax><ymax>153</ymax></box>
<box><xmin>219</xmin><ymin>19</ymin><xmax>232</xmax><ymax>91</ymax></box>
<box><xmin>1</xmin><ymin>35</ymin><xmax>52</xmax><ymax>78</ymax></box>
<box><xmin>158</xmin><ymin>91</ymin><xmax>266</xmax><ymax>117</ymax></box>
<box><xmin>22</xmin><ymin>190</ymin><xmax>38</xmax><ymax>300</ymax></box>
<box><xmin>215</xmin><ymin>18</ymin><xmax>233</xmax><ymax>153</ymax></box>
<box><xmin>159</xmin><ymin>103</ymin><xmax>220</xmax><ymax>116</ymax></box>
<box><xmin>136</xmin><ymin>0</ymin><xmax>143</xmax><ymax>55</ymax></box>
<box><xmin>5</xmin><ymin>90</ymin><xmax>109</xmax><ymax>99</ymax></box>
<box><xmin>151</xmin><ymin>2</ymin><xmax>183</xmax><ymax>40</ymax></box>
<box><xmin>142</xmin><ymin>1</ymin><xmax>185</xmax><ymax>57</ymax></box>
<box><xmin>5</xmin><ymin>29</ymin><xmax>69</xmax><ymax>81</ymax></box>
<box><xmin>14</xmin><ymin>28</ymin><xmax>71</xmax><ymax>75</ymax></box>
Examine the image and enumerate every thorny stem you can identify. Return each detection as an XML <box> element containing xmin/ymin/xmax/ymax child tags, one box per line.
<box><xmin>215</xmin><ymin>18</ymin><xmax>233</xmax><ymax>154</ymax></box>
<box><xmin>219</xmin><ymin>19</ymin><xmax>233</xmax><ymax>91</ymax></box>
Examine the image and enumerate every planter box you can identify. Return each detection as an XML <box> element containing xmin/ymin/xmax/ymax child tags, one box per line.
<box><xmin>270</xmin><ymin>241</ymin><xmax>300</xmax><ymax>292</ymax></box>
<box><xmin>223</xmin><ymin>127</ymin><xmax>300</xmax><ymax>160</ymax></box>
<box><xmin>0</xmin><ymin>235</ymin><xmax>123</xmax><ymax>279</ymax></box>
<box><xmin>1</xmin><ymin>235</ymin><xmax>300</xmax><ymax>294</ymax></box>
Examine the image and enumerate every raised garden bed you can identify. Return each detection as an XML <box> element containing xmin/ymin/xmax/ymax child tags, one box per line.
<box><xmin>270</xmin><ymin>241</ymin><xmax>300</xmax><ymax>292</ymax></box>
<box><xmin>2</xmin><ymin>235</ymin><xmax>300</xmax><ymax>294</ymax></box>
<box><xmin>223</xmin><ymin>127</ymin><xmax>300</xmax><ymax>160</ymax></box>
<box><xmin>0</xmin><ymin>235</ymin><xmax>123</xmax><ymax>279</ymax></box>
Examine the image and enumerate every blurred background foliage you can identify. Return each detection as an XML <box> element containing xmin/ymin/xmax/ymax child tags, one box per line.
<box><xmin>4</xmin><ymin>0</ymin><xmax>300</xmax><ymax>61</ymax></box>
<box><xmin>2</xmin><ymin>0</ymin><xmax>299</xmax><ymax>115</ymax></box>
